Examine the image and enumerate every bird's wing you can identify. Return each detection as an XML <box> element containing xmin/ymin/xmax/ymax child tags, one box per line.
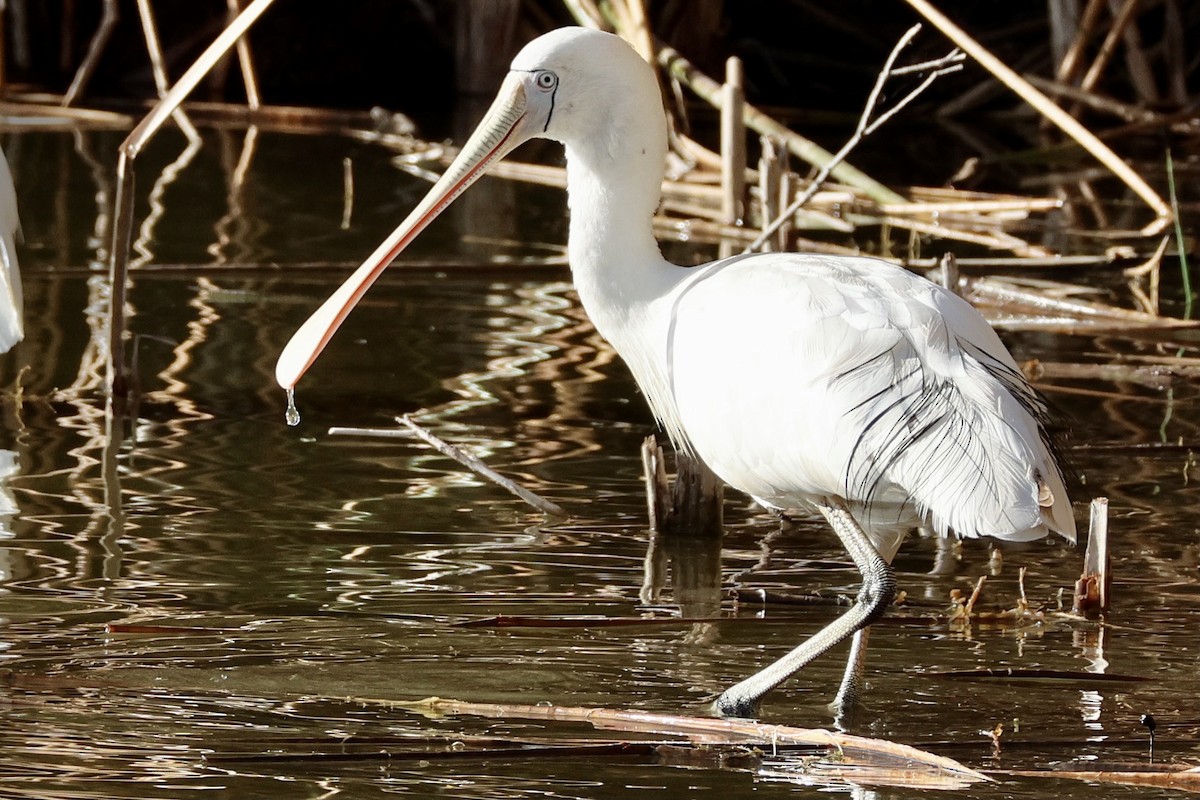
<box><xmin>662</xmin><ymin>254</ymin><xmax>1073</xmax><ymax>542</ymax></box>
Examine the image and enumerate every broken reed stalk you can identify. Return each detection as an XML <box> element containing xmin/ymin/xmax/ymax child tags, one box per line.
<box><xmin>938</xmin><ymin>252</ymin><xmax>961</xmax><ymax>295</ymax></box>
<box><xmin>641</xmin><ymin>436</ymin><xmax>723</xmax><ymax>536</ymax></box>
<box><xmin>1073</xmin><ymin>497</ymin><xmax>1110</xmax><ymax>616</ymax></box>
<box><xmin>719</xmin><ymin>56</ymin><xmax>746</xmax><ymax>232</ymax></box>
<box><xmin>758</xmin><ymin>137</ymin><xmax>784</xmax><ymax>252</ymax></box>
<box><xmin>903</xmin><ymin>0</ymin><xmax>1171</xmax><ymax>235</ymax></box>
<box><xmin>327</xmin><ymin>418</ymin><xmax>567</xmax><ymax>518</ymax></box>
<box><xmin>107</xmin><ymin>0</ymin><xmax>279</xmax><ymax>397</ymax></box>
<box><xmin>745</xmin><ymin>24</ymin><xmax>963</xmax><ymax>254</ymax></box>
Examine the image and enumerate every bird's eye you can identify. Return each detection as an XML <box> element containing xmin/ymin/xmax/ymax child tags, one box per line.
<box><xmin>535</xmin><ymin>71</ymin><xmax>557</xmax><ymax>91</ymax></box>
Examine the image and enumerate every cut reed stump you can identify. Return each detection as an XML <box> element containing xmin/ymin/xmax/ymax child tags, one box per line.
<box><xmin>1073</xmin><ymin>497</ymin><xmax>1110</xmax><ymax>616</ymax></box>
<box><xmin>641</xmin><ymin>436</ymin><xmax>723</xmax><ymax>536</ymax></box>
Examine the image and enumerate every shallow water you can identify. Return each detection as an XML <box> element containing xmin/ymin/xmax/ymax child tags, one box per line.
<box><xmin>0</xmin><ymin>125</ymin><xmax>1196</xmax><ymax>798</ymax></box>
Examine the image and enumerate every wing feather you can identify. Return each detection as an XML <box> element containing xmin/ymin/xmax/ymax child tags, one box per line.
<box><xmin>660</xmin><ymin>253</ymin><xmax>1074</xmax><ymax>542</ymax></box>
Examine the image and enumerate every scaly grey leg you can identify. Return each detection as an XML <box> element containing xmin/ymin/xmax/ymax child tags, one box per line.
<box><xmin>830</xmin><ymin>626</ymin><xmax>870</xmax><ymax>728</ymax></box>
<box><xmin>713</xmin><ymin>497</ymin><xmax>896</xmax><ymax>719</ymax></box>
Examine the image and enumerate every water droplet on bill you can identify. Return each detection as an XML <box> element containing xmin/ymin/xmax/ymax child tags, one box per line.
<box><xmin>285</xmin><ymin>388</ymin><xmax>300</xmax><ymax>427</ymax></box>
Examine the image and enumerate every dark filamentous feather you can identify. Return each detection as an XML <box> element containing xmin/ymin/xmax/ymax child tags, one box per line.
<box><xmin>958</xmin><ymin>338</ymin><xmax>1071</xmax><ymax>487</ymax></box>
<box><xmin>840</xmin><ymin>333</ymin><xmax>1068</xmax><ymax>540</ymax></box>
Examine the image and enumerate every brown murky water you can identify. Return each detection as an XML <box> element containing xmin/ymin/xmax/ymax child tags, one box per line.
<box><xmin>0</xmin><ymin>125</ymin><xmax>1196</xmax><ymax>798</ymax></box>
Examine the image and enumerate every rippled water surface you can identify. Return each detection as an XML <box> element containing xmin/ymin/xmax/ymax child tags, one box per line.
<box><xmin>0</xmin><ymin>126</ymin><xmax>1196</xmax><ymax>798</ymax></box>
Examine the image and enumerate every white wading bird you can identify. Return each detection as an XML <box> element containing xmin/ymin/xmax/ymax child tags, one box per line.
<box><xmin>276</xmin><ymin>27</ymin><xmax>1075</xmax><ymax>719</ymax></box>
<box><xmin>0</xmin><ymin>145</ymin><xmax>22</xmax><ymax>353</ymax></box>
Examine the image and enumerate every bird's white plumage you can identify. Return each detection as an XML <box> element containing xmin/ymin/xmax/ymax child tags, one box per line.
<box><xmin>659</xmin><ymin>254</ymin><xmax>1069</xmax><ymax>541</ymax></box>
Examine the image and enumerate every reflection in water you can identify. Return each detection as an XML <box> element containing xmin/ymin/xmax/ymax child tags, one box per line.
<box><xmin>395</xmin><ymin>280</ymin><xmax>620</xmax><ymax>501</ymax></box>
<box><xmin>130</xmin><ymin>128</ymin><xmax>203</xmax><ymax>269</ymax></box>
<box><xmin>1076</xmin><ymin>625</ymin><xmax>1108</xmax><ymax>735</ymax></box>
<box><xmin>0</xmin><ymin>450</ymin><xmax>21</xmax><ymax>585</ymax></box>
<box><xmin>641</xmin><ymin>526</ymin><xmax>723</xmax><ymax>620</ymax></box>
<box><xmin>209</xmin><ymin>126</ymin><xmax>263</xmax><ymax>266</ymax></box>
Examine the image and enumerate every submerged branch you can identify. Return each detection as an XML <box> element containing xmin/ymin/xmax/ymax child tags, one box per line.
<box><xmin>329</xmin><ymin>417</ymin><xmax>568</xmax><ymax>518</ymax></box>
<box><xmin>383</xmin><ymin>696</ymin><xmax>991</xmax><ymax>790</ymax></box>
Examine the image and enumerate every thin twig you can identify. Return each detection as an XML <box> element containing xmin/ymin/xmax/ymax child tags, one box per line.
<box><xmin>745</xmin><ymin>24</ymin><xmax>962</xmax><ymax>253</ymax></box>
<box><xmin>62</xmin><ymin>0</ymin><xmax>118</xmax><ymax>106</ymax></box>
<box><xmin>887</xmin><ymin>49</ymin><xmax>967</xmax><ymax>77</ymax></box>
<box><xmin>330</xmin><ymin>418</ymin><xmax>568</xmax><ymax>518</ymax></box>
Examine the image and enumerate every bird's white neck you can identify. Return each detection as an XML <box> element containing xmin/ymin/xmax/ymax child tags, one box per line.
<box><xmin>561</xmin><ymin>129</ymin><xmax>693</xmax><ymax>446</ymax></box>
<box><xmin>562</xmin><ymin>134</ymin><xmax>673</xmax><ymax>341</ymax></box>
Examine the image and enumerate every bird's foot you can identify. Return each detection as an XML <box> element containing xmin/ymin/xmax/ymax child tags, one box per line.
<box><xmin>712</xmin><ymin>690</ymin><xmax>760</xmax><ymax>720</ymax></box>
<box><xmin>828</xmin><ymin>693</ymin><xmax>862</xmax><ymax>732</ymax></box>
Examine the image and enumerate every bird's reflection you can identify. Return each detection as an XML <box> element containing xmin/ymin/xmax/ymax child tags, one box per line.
<box><xmin>0</xmin><ymin>449</ymin><xmax>21</xmax><ymax>585</ymax></box>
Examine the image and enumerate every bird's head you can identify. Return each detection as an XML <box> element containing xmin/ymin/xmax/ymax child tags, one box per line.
<box><xmin>504</xmin><ymin>28</ymin><xmax>662</xmax><ymax>153</ymax></box>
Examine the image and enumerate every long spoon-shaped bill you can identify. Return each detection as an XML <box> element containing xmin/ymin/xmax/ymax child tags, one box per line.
<box><xmin>275</xmin><ymin>78</ymin><xmax>532</xmax><ymax>390</ymax></box>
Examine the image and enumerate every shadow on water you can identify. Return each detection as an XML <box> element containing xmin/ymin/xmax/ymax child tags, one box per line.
<box><xmin>0</xmin><ymin>122</ymin><xmax>1195</xmax><ymax>797</ymax></box>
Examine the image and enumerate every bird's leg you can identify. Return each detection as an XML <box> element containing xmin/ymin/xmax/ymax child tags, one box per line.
<box><xmin>713</xmin><ymin>497</ymin><xmax>896</xmax><ymax>719</ymax></box>
<box><xmin>830</xmin><ymin>626</ymin><xmax>870</xmax><ymax>729</ymax></box>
